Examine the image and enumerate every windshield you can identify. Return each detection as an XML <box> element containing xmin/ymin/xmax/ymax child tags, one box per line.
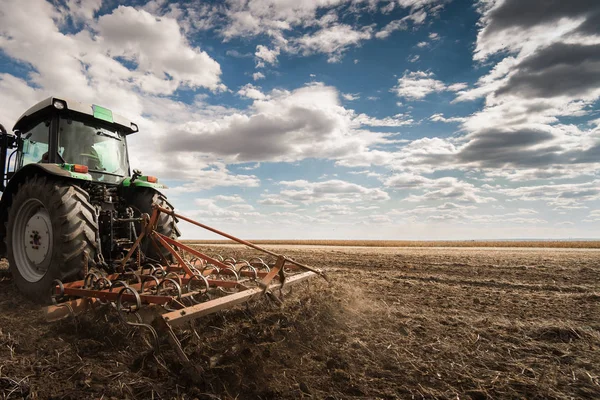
<box><xmin>58</xmin><ymin>118</ymin><xmax>129</xmax><ymax>183</ymax></box>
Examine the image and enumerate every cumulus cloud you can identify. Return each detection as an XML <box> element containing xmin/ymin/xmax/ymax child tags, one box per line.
<box><xmin>237</xmin><ymin>84</ymin><xmax>268</xmax><ymax>100</ymax></box>
<box><xmin>293</xmin><ymin>24</ymin><xmax>373</xmax><ymax>63</ymax></box>
<box><xmin>475</xmin><ymin>0</ymin><xmax>600</xmax><ymax>60</ymax></box>
<box><xmin>384</xmin><ymin>174</ymin><xmax>495</xmax><ymax>204</ymax></box>
<box><xmin>160</xmin><ymin>82</ymin><xmax>394</xmax><ymax>164</ymax></box>
<box><xmin>0</xmin><ymin>0</ymin><xmax>223</xmax><ymax>105</ymax></box>
<box><xmin>255</xmin><ymin>45</ymin><xmax>280</xmax><ymax>67</ymax></box>
<box><xmin>277</xmin><ymin>179</ymin><xmax>390</xmax><ymax>204</ymax></box>
<box><xmin>252</xmin><ymin>71</ymin><xmax>266</xmax><ymax>80</ymax></box>
<box><xmin>342</xmin><ymin>93</ymin><xmax>360</xmax><ymax>101</ymax></box>
<box><xmin>392</xmin><ymin>71</ymin><xmax>466</xmax><ymax>100</ymax></box>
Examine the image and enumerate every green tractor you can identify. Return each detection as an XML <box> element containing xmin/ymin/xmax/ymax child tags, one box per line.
<box><xmin>0</xmin><ymin>97</ymin><xmax>180</xmax><ymax>302</ymax></box>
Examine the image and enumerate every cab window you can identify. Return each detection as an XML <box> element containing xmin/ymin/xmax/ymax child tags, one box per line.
<box><xmin>21</xmin><ymin>121</ymin><xmax>50</xmax><ymax>166</ymax></box>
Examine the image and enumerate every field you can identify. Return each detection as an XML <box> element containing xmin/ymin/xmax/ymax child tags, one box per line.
<box><xmin>0</xmin><ymin>244</ymin><xmax>599</xmax><ymax>399</ymax></box>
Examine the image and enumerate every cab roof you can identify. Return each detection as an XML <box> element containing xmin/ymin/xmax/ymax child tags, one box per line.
<box><xmin>13</xmin><ymin>96</ymin><xmax>138</xmax><ymax>133</ymax></box>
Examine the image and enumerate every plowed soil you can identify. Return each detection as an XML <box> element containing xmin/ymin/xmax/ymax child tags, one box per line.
<box><xmin>0</xmin><ymin>246</ymin><xmax>599</xmax><ymax>399</ymax></box>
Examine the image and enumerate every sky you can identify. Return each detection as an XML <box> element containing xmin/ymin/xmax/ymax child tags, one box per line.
<box><xmin>0</xmin><ymin>0</ymin><xmax>598</xmax><ymax>240</ymax></box>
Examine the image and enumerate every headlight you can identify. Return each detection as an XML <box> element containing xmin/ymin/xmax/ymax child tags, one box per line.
<box><xmin>53</xmin><ymin>100</ymin><xmax>66</xmax><ymax>110</ymax></box>
<box><xmin>130</xmin><ymin>123</ymin><xmax>138</xmax><ymax>132</ymax></box>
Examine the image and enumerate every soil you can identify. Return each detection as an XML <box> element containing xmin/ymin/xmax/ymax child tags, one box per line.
<box><xmin>0</xmin><ymin>245</ymin><xmax>598</xmax><ymax>399</ymax></box>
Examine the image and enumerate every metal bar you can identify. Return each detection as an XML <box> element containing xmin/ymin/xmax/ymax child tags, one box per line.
<box><xmin>154</xmin><ymin>206</ymin><xmax>326</xmax><ymax>279</ymax></box>
<box><xmin>45</xmin><ymin>298</ymin><xmax>96</xmax><ymax>322</ymax></box>
<box><xmin>152</xmin><ymin>231</ymin><xmax>196</xmax><ymax>277</ymax></box>
<box><xmin>155</xmin><ymin>233</ymin><xmax>234</xmax><ymax>270</ymax></box>
<box><xmin>63</xmin><ymin>287</ymin><xmax>173</xmax><ymax>305</ymax></box>
<box><xmin>162</xmin><ymin>271</ymin><xmax>315</xmax><ymax>327</ymax></box>
<box><xmin>258</xmin><ymin>255</ymin><xmax>284</xmax><ymax>289</ymax></box>
<box><xmin>119</xmin><ymin>208</ymin><xmax>157</xmax><ymax>270</ymax></box>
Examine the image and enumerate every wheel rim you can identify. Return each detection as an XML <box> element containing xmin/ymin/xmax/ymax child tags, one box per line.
<box><xmin>12</xmin><ymin>198</ymin><xmax>53</xmax><ymax>282</ymax></box>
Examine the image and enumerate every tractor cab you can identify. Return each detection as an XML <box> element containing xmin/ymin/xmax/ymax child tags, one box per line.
<box><xmin>0</xmin><ymin>97</ymin><xmax>138</xmax><ymax>187</ymax></box>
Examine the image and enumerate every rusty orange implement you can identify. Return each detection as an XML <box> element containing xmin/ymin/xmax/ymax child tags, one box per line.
<box><xmin>43</xmin><ymin>205</ymin><xmax>323</xmax><ymax>361</ymax></box>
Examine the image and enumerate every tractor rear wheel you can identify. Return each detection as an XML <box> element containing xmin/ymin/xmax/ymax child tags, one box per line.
<box><xmin>128</xmin><ymin>189</ymin><xmax>180</xmax><ymax>261</ymax></box>
<box><xmin>6</xmin><ymin>176</ymin><xmax>98</xmax><ymax>303</ymax></box>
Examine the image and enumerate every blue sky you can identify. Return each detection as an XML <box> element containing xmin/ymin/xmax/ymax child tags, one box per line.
<box><xmin>0</xmin><ymin>0</ymin><xmax>599</xmax><ymax>239</ymax></box>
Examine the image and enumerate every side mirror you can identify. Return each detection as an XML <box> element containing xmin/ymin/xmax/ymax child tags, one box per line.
<box><xmin>131</xmin><ymin>169</ymin><xmax>142</xmax><ymax>182</ymax></box>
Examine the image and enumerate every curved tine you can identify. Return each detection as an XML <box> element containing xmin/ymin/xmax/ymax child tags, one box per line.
<box><xmin>49</xmin><ymin>279</ymin><xmax>65</xmax><ymax>305</ymax></box>
<box><xmin>223</xmin><ymin>256</ymin><xmax>236</xmax><ymax>264</ymax></box>
<box><xmin>217</xmin><ymin>267</ymin><xmax>239</xmax><ymax>294</ymax></box>
<box><xmin>249</xmin><ymin>257</ymin><xmax>270</xmax><ymax>272</ymax></box>
<box><xmin>202</xmin><ymin>264</ymin><xmax>219</xmax><ymax>277</ymax></box>
<box><xmin>152</xmin><ymin>268</ymin><xmax>166</xmax><ymax>278</ymax></box>
<box><xmin>157</xmin><ymin>278</ymin><xmax>182</xmax><ymax>311</ymax></box>
<box><xmin>256</xmin><ymin>261</ymin><xmax>270</xmax><ymax>272</ymax></box>
<box><xmin>238</xmin><ymin>264</ymin><xmax>258</xmax><ymax>281</ymax></box>
<box><xmin>186</xmin><ymin>274</ymin><xmax>210</xmax><ymax>305</ymax></box>
<box><xmin>249</xmin><ymin>257</ymin><xmax>265</xmax><ymax>265</ymax></box>
<box><xmin>217</xmin><ymin>266</ymin><xmax>239</xmax><ymax>279</ymax></box>
<box><xmin>154</xmin><ymin>263</ymin><xmax>166</xmax><ymax>271</ymax></box>
<box><xmin>192</xmin><ymin>257</ymin><xmax>206</xmax><ymax>268</ymax></box>
<box><xmin>108</xmin><ymin>280</ymin><xmax>129</xmax><ymax>308</ymax></box>
<box><xmin>93</xmin><ymin>276</ymin><xmax>113</xmax><ymax>291</ymax></box>
<box><xmin>164</xmin><ymin>271</ymin><xmax>183</xmax><ymax>288</ymax></box>
<box><xmin>224</xmin><ymin>262</ymin><xmax>236</xmax><ymax>269</ymax></box>
<box><xmin>212</xmin><ymin>254</ymin><xmax>224</xmax><ymax>262</ymax></box>
<box><xmin>116</xmin><ymin>285</ymin><xmax>142</xmax><ymax>324</ymax></box>
<box><xmin>141</xmin><ymin>263</ymin><xmax>156</xmax><ymax>275</ymax></box>
<box><xmin>123</xmin><ymin>268</ymin><xmax>141</xmax><ymax>285</ymax></box>
<box><xmin>130</xmin><ymin>321</ymin><xmax>160</xmax><ymax>353</ymax></box>
<box><xmin>83</xmin><ymin>272</ymin><xmax>100</xmax><ymax>289</ymax></box>
<box><xmin>187</xmin><ymin>266</ymin><xmax>201</xmax><ymax>276</ymax></box>
<box><xmin>140</xmin><ymin>275</ymin><xmax>160</xmax><ymax>293</ymax></box>
<box><xmin>238</xmin><ymin>259</ymin><xmax>251</xmax><ymax>268</ymax></box>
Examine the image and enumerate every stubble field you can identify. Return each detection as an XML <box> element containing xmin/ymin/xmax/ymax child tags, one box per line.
<box><xmin>0</xmin><ymin>244</ymin><xmax>598</xmax><ymax>399</ymax></box>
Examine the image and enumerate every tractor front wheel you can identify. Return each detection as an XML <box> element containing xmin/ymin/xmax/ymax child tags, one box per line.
<box><xmin>6</xmin><ymin>176</ymin><xmax>98</xmax><ymax>303</ymax></box>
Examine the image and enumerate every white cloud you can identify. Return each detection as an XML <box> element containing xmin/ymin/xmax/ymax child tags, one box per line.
<box><xmin>162</xmin><ymin>82</ymin><xmax>394</xmax><ymax>165</ymax></box>
<box><xmin>255</xmin><ymin>44</ymin><xmax>280</xmax><ymax>67</ymax></box>
<box><xmin>294</xmin><ymin>24</ymin><xmax>373</xmax><ymax>63</ymax></box>
<box><xmin>252</xmin><ymin>71</ymin><xmax>266</xmax><ymax>80</ymax></box>
<box><xmin>352</xmin><ymin>113</ymin><xmax>414</xmax><ymax>127</ymax></box>
<box><xmin>392</xmin><ymin>71</ymin><xmax>466</xmax><ymax>100</ymax></box>
<box><xmin>213</xmin><ymin>195</ymin><xmax>246</xmax><ymax>203</ymax></box>
<box><xmin>277</xmin><ymin>179</ymin><xmax>390</xmax><ymax>204</ymax></box>
<box><xmin>429</xmin><ymin>113</ymin><xmax>467</xmax><ymax>123</ymax></box>
<box><xmin>342</xmin><ymin>93</ymin><xmax>360</xmax><ymax>101</ymax></box>
<box><xmin>384</xmin><ymin>174</ymin><xmax>495</xmax><ymax>204</ymax></box>
<box><xmin>237</xmin><ymin>83</ymin><xmax>268</xmax><ymax>100</ymax></box>
<box><xmin>95</xmin><ymin>6</ymin><xmax>223</xmax><ymax>93</ymax></box>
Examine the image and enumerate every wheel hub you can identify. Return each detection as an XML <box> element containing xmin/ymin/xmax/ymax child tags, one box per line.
<box><xmin>24</xmin><ymin>211</ymin><xmax>51</xmax><ymax>264</ymax></box>
<box><xmin>12</xmin><ymin>199</ymin><xmax>54</xmax><ymax>283</ymax></box>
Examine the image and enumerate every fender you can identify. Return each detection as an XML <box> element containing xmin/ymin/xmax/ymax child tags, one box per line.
<box><xmin>0</xmin><ymin>164</ymin><xmax>91</xmax><ymax>257</ymax></box>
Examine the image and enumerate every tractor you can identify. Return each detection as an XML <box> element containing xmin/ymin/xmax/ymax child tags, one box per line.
<box><xmin>0</xmin><ymin>97</ymin><xmax>180</xmax><ymax>303</ymax></box>
<box><xmin>0</xmin><ymin>97</ymin><xmax>322</xmax><ymax>360</ymax></box>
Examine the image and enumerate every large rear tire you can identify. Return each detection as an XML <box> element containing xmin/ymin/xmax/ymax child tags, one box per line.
<box><xmin>6</xmin><ymin>176</ymin><xmax>98</xmax><ymax>303</ymax></box>
<box><xmin>127</xmin><ymin>189</ymin><xmax>180</xmax><ymax>261</ymax></box>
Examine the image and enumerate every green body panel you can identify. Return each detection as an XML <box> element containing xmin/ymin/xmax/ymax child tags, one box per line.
<box><xmin>92</xmin><ymin>105</ymin><xmax>114</xmax><ymax>123</ymax></box>
<box><xmin>121</xmin><ymin>176</ymin><xmax>167</xmax><ymax>189</ymax></box>
<box><xmin>58</xmin><ymin>163</ymin><xmax>93</xmax><ymax>181</ymax></box>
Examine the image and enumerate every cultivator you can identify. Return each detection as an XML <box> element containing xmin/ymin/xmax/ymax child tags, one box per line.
<box><xmin>43</xmin><ymin>205</ymin><xmax>324</xmax><ymax>361</ymax></box>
